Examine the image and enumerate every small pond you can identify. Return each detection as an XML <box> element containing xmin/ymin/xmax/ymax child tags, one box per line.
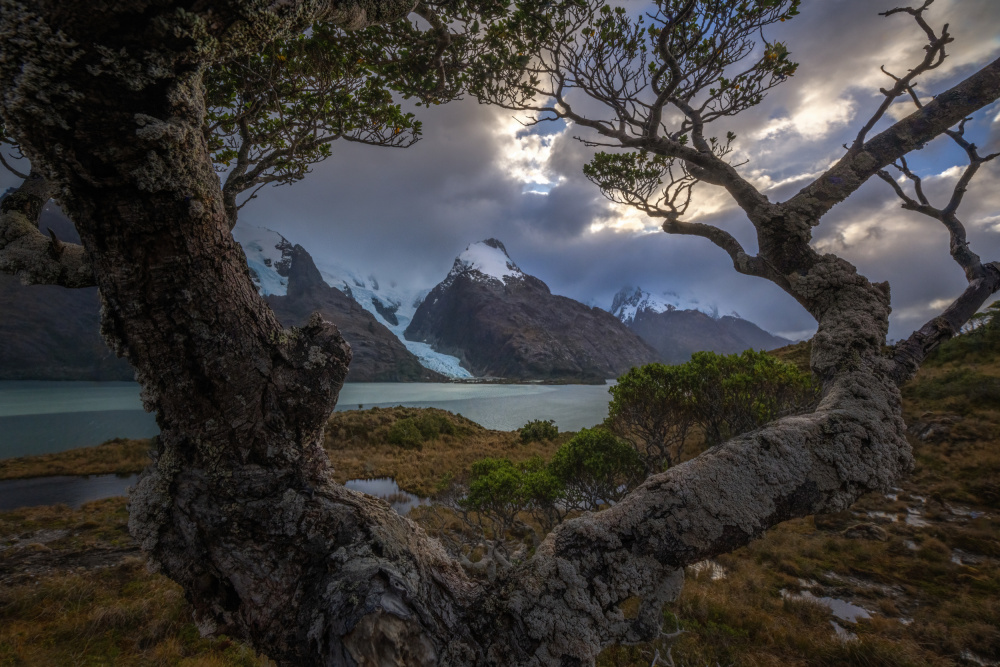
<box><xmin>343</xmin><ymin>478</ymin><xmax>430</xmax><ymax>515</ymax></box>
<box><xmin>0</xmin><ymin>474</ymin><xmax>139</xmax><ymax>512</ymax></box>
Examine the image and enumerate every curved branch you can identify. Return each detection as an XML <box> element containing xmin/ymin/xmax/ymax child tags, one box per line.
<box><xmin>658</xmin><ymin>217</ymin><xmax>772</xmax><ymax>279</ymax></box>
<box><xmin>0</xmin><ymin>147</ymin><xmax>29</xmax><ymax>180</ymax></box>
<box><xmin>0</xmin><ymin>172</ymin><xmax>94</xmax><ymax>288</ymax></box>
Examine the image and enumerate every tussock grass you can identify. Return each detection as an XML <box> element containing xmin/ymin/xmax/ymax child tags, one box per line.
<box><xmin>0</xmin><ymin>438</ymin><xmax>152</xmax><ymax>480</ymax></box>
<box><xmin>0</xmin><ymin>499</ymin><xmax>272</xmax><ymax>667</ymax></box>
<box><xmin>323</xmin><ymin>406</ymin><xmax>569</xmax><ymax>497</ymax></box>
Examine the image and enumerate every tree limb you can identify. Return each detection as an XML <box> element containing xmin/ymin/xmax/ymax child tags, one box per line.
<box><xmin>0</xmin><ymin>146</ymin><xmax>29</xmax><ymax>180</ymax></box>
<box><xmin>784</xmin><ymin>55</ymin><xmax>1000</xmax><ymax>221</ymax></box>
<box><xmin>890</xmin><ymin>263</ymin><xmax>1000</xmax><ymax>384</ymax></box>
<box><xmin>849</xmin><ymin>1</ymin><xmax>951</xmax><ymax>152</ymax></box>
<box><xmin>0</xmin><ymin>172</ymin><xmax>95</xmax><ymax>288</ymax></box>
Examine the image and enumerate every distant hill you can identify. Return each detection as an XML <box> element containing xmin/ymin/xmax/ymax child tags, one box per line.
<box><xmin>610</xmin><ymin>286</ymin><xmax>791</xmax><ymax>363</ymax></box>
<box><xmin>404</xmin><ymin>240</ymin><xmax>661</xmax><ymax>382</ymax></box>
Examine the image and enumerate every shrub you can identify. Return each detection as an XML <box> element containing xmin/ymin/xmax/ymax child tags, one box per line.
<box><xmin>606</xmin><ymin>352</ymin><xmax>819</xmax><ymax>471</ymax></box>
<box><xmin>682</xmin><ymin>350</ymin><xmax>818</xmax><ymax>446</ymax></box>
<box><xmin>386</xmin><ymin>418</ymin><xmax>423</xmax><ymax>449</ymax></box>
<box><xmin>462</xmin><ymin>458</ymin><xmax>532</xmax><ymax>539</ymax></box>
<box><xmin>415</xmin><ymin>412</ymin><xmax>456</xmax><ymax>439</ymax></box>
<box><xmin>549</xmin><ymin>427</ymin><xmax>644</xmax><ymax>511</ymax></box>
<box><xmin>519</xmin><ymin>419</ymin><xmax>559</xmax><ymax>444</ymax></box>
<box><xmin>605</xmin><ymin>363</ymin><xmax>695</xmax><ymax>473</ymax></box>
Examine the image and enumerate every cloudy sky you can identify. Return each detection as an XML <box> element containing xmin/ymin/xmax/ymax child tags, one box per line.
<box><xmin>4</xmin><ymin>0</ymin><xmax>999</xmax><ymax>342</ymax></box>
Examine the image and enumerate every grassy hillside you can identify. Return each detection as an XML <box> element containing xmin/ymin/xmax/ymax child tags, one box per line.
<box><xmin>2</xmin><ymin>335</ymin><xmax>998</xmax><ymax>665</ymax></box>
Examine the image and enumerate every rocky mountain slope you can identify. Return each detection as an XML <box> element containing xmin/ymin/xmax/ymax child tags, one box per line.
<box><xmin>404</xmin><ymin>240</ymin><xmax>661</xmax><ymax>382</ymax></box>
<box><xmin>317</xmin><ymin>262</ymin><xmax>471</xmax><ymax>379</ymax></box>
<box><xmin>611</xmin><ymin>286</ymin><xmax>791</xmax><ymax>363</ymax></box>
<box><xmin>263</xmin><ymin>242</ymin><xmax>444</xmax><ymax>382</ymax></box>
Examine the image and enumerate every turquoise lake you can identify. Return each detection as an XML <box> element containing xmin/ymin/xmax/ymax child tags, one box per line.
<box><xmin>0</xmin><ymin>381</ymin><xmax>616</xmax><ymax>459</ymax></box>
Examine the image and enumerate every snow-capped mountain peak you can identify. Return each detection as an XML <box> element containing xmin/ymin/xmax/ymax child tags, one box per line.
<box><xmin>233</xmin><ymin>223</ymin><xmax>470</xmax><ymax>378</ymax></box>
<box><xmin>611</xmin><ymin>286</ymin><xmax>709</xmax><ymax>323</ymax></box>
<box><xmin>448</xmin><ymin>239</ymin><xmax>525</xmax><ymax>285</ymax></box>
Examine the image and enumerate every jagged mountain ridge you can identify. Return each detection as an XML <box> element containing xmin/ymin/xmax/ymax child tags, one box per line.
<box><xmin>263</xmin><ymin>243</ymin><xmax>445</xmax><ymax>382</ymax></box>
<box><xmin>610</xmin><ymin>286</ymin><xmax>791</xmax><ymax>363</ymax></box>
<box><xmin>610</xmin><ymin>284</ymin><xmax>712</xmax><ymax>322</ymax></box>
<box><xmin>237</xmin><ymin>224</ymin><xmax>471</xmax><ymax>379</ymax></box>
<box><xmin>404</xmin><ymin>240</ymin><xmax>662</xmax><ymax>383</ymax></box>
<box><xmin>0</xmin><ymin>213</ymin><xmax>443</xmax><ymax>382</ymax></box>
<box><xmin>316</xmin><ymin>262</ymin><xmax>472</xmax><ymax>379</ymax></box>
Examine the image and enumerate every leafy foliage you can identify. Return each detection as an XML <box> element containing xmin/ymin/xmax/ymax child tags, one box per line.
<box><xmin>549</xmin><ymin>427</ymin><xmax>644</xmax><ymax>511</ymax></box>
<box><xmin>460</xmin><ymin>428</ymin><xmax>642</xmax><ymax>539</ymax></box>
<box><xmin>460</xmin><ymin>456</ymin><xmax>565</xmax><ymax>539</ymax></box>
<box><xmin>386</xmin><ymin>411</ymin><xmax>457</xmax><ymax>448</ymax></box>
<box><xmin>466</xmin><ymin>0</ymin><xmax>802</xmax><ymax>227</ymax></box>
<box><xmin>519</xmin><ymin>418</ymin><xmax>559</xmax><ymax>443</ymax></box>
<box><xmin>606</xmin><ymin>351</ymin><xmax>818</xmax><ymax>471</ymax></box>
<box><xmin>605</xmin><ymin>362</ymin><xmax>696</xmax><ymax>474</ymax></box>
<box><xmin>682</xmin><ymin>350</ymin><xmax>818</xmax><ymax>446</ymax></box>
<box><xmin>206</xmin><ymin>27</ymin><xmax>424</xmax><ymax>221</ymax></box>
<box><xmin>202</xmin><ymin>0</ymin><xmax>575</xmax><ymax>224</ymax></box>
<box><xmin>387</xmin><ymin>418</ymin><xmax>424</xmax><ymax>448</ymax></box>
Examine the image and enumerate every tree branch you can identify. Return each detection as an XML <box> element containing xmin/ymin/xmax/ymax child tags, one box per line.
<box><xmin>785</xmin><ymin>55</ymin><xmax>1000</xmax><ymax>221</ymax></box>
<box><xmin>890</xmin><ymin>262</ymin><xmax>1000</xmax><ymax>384</ymax></box>
<box><xmin>849</xmin><ymin>1</ymin><xmax>951</xmax><ymax>152</ymax></box>
<box><xmin>0</xmin><ymin>172</ymin><xmax>94</xmax><ymax>288</ymax></box>
<box><xmin>0</xmin><ymin>147</ymin><xmax>29</xmax><ymax>180</ymax></box>
<box><xmin>875</xmin><ymin>107</ymin><xmax>1000</xmax><ymax>382</ymax></box>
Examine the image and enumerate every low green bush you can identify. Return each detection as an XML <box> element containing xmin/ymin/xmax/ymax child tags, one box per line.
<box><xmin>519</xmin><ymin>419</ymin><xmax>559</xmax><ymax>443</ymax></box>
<box><xmin>387</xmin><ymin>418</ymin><xmax>423</xmax><ymax>448</ymax></box>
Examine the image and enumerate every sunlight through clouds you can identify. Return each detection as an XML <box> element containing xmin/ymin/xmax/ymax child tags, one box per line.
<box><xmin>494</xmin><ymin>116</ymin><xmax>565</xmax><ymax>195</ymax></box>
<box><xmin>753</xmin><ymin>92</ymin><xmax>857</xmax><ymax>142</ymax></box>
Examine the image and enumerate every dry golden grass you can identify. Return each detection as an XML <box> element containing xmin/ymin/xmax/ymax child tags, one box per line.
<box><xmin>324</xmin><ymin>406</ymin><xmax>568</xmax><ymax>497</ymax></box>
<box><xmin>0</xmin><ymin>499</ymin><xmax>273</xmax><ymax>667</ymax></box>
<box><xmin>0</xmin><ymin>438</ymin><xmax>152</xmax><ymax>480</ymax></box>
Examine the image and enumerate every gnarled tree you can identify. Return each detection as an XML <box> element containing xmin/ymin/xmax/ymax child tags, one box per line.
<box><xmin>1</xmin><ymin>1</ymin><xmax>998</xmax><ymax>666</ymax></box>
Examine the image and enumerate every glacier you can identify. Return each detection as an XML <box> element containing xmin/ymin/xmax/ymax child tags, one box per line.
<box><xmin>235</xmin><ymin>224</ymin><xmax>473</xmax><ymax>379</ymax></box>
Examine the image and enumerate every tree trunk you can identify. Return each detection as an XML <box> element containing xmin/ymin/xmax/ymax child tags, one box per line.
<box><xmin>0</xmin><ymin>2</ymin><xmax>952</xmax><ymax>666</ymax></box>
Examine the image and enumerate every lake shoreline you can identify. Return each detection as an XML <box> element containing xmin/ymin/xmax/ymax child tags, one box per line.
<box><xmin>1</xmin><ymin>380</ymin><xmax>616</xmax><ymax>459</ymax></box>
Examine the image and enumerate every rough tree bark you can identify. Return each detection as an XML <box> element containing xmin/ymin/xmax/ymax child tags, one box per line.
<box><xmin>1</xmin><ymin>1</ymin><xmax>998</xmax><ymax>666</ymax></box>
